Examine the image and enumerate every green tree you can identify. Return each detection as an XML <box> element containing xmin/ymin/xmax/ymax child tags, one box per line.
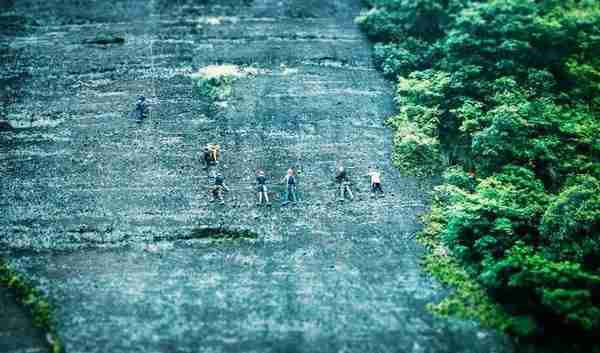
<box><xmin>356</xmin><ymin>0</ymin><xmax>457</xmax><ymax>42</ymax></box>
<box><xmin>480</xmin><ymin>243</ymin><xmax>600</xmax><ymax>333</ymax></box>
<box><xmin>443</xmin><ymin>166</ymin><xmax>548</xmax><ymax>268</ymax></box>
<box><xmin>540</xmin><ymin>176</ymin><xmax>600</xmax><ymax>270</ymax></box>
<box><xmin>359</xmin><ymin>0</ymin><xmax>600</xmax><ymax>343</ymax></box>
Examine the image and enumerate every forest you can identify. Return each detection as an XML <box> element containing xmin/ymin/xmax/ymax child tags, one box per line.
<box><xmin>357</xmin><ymin>0</ymin><xmax>600</xmax><ymax>347</ymax></box>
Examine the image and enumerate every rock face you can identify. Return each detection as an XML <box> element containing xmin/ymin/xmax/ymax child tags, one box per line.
<box><xmin>0</xmin><ymin>1</ymin><xmax>514</xmax><ymax>353</ymax></box>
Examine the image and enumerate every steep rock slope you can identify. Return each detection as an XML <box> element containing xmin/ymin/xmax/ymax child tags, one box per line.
<box><xmin>0</xmin><ymin>1</ymin><xmax>513</xmax><ymax>352</ymax></box>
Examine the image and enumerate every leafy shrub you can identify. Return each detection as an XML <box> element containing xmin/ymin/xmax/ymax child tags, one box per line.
<box><xmin>479</xmin><ymin>243</ymin><xmax>600</xmax><ymax>333</ymax></box>
<box><xmin>389</xmin><ymin>117</ymin><xmax>444</xmax><ymax>175</ymax></box>
<box><xmin>194</xmin><ymin>76</ymin><xmax>234</xmax><ymax>101</ymax></box>
<box><xmin>442</xmin><ymin>166</ymin><xmax>476</xmax><ymax>191</ymax></box>
<box><xmin>356</xmin><ymin>0</ymin><xmax>454</xmax><ymax>42</ymax></box>
<box><xmin>540</xmin><ymin>176</ymin><xmax>600</xmax><ymax>269</ymax></box>
<box><xmin>423</xmin><ymin>252</ymin><xmax>517</xmax><ymax>332</ymax></box>
<box><xmin>372</xmin><ymin>38</ymin><xmax>432</xmax><ymax>78</ymax></box>
<box><xmin>444</xmin><ymin>166</ymin><xmax>549</xmax><ymax>268</ymax></box>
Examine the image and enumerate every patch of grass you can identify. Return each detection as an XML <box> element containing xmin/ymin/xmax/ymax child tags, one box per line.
<box><xmin>0</xmin><ymin>258</ymin><xmax>63</xmax><ymax>353</ymax></box>
<box><xmin>194</xmin><ymin>75</ymin><xmax>235</xmax><ymax>101</ymax></box>
<box><xmin>190</xmin><ymin>64</ymin><xmax>251</xmax><ymax>117</ymax></box>
<box><xmin>191</xmin><ymin>64</ymin><xmax>264</xmax><ymax>102</ymax></box>
<box><xmin>191</xmin><ymin>64</ymin><xmax>246</xmax><ymax>101</ymax></box>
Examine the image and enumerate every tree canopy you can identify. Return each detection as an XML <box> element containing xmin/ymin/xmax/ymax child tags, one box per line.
<box><xmin>358</xmin><ymin>0</ymin><xmax>600</xmax><ymax>346</ymax></box>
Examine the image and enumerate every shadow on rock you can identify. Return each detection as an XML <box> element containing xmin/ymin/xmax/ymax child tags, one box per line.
<box><xmin>154</xmin><ymin>226</ymin><xmax>258</xmax><ymax>242</ymax></box>
<box><xmin>83</xmin><ymin>33</ymin><xmax>125</xmax><ymax>45</ymax></box>
<box><xmin>0</xmin><ymin>120</ymin><xmax>14</xmax><ymax>131</ymax></box>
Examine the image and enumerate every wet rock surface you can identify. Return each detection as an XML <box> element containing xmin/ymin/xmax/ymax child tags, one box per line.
<box><xmin>1</xmin><ymin>1</ymin><xmax>514</xmax><ymax>352</ymax></box>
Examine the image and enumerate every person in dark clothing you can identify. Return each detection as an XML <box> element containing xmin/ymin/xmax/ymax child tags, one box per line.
<box><xmin>215</xmin><ymin>174</ymin><xmax>225</xmax><ymax>186</ymax></box>
<box><xmin>281</xmin><ymin>168</ymin><xmax>297</xmax><ymax>205</ymax></box>
<box><xmin>212</xmin><ymin>174</ymin><xmax>230</xmax><ymax>203</ymax></box>
<box><xmin>130</xmin><ymin>95</ymin><xmax>148</xmax><ymax>123</ymax></box>
<box><xmin>335</xmin><ymin>165</ymin><xmax>354</xmax><ymax>200</ymax></box>
<box><xmin>256</xmin><ymin>170</ymin><xmax>270</xmax><ymax>206</ymax></box>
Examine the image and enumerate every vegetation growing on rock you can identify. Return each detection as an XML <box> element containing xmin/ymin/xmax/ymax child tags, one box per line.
<box><xmin>358</xmin><ymin>0</ymin><xmax>600</xmax><ymax>348</ymax></box>
<box><xmin>0</xmin><ymin>259</ymin><xmax>63</xmax><ymax>353</ymax></box>
<box><xmin>191</xmin><ymin>66</ymin><xmax>237</xmax><ymax>101</ymax></box>
<box><xmin>191</xmin><ymin>64</ymin><xmax>264</xmax><ymax>113</ymax></box>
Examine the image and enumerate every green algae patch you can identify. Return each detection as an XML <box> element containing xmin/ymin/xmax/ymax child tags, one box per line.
<box><xmin>0</xmin><ymin>258</ymin><xmax>64</xmax><ymax>353</ymax></box>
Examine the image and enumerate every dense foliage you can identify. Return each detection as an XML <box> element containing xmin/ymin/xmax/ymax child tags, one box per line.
<box><xmin>357</xmin><ymin>0</ymin><xmax>600</xmax><ymax>345</ymax></box>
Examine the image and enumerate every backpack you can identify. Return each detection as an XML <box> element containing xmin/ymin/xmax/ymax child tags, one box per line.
<box><xmin>257</xmin><ymin>175</ymin><xmax>266</xmax><ymax>185</ymax></box>
<box><xmin>336</xmin><ymin>169</ymin><xmax>347</xmax><ymax>182</ymax></box>
<box><xmin>287</xmin><ymin>175</ymin><xmax>296</xmax><ymax>185</ymax></box>
<box><xmin>208</xmin><ymin>145</ymin><xmax>220</xmax><ymax>161</ymax></box>
<box><xmin>204</xmin><ymin>144</ymin><xmax>220</xmax><ymax>163</ymax></box>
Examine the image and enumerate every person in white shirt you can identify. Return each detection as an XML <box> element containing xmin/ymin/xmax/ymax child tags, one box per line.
<box><xmin>367</xmin><ymin>166</ymin><xmax>384</xmax><ymax>197</ymax></box>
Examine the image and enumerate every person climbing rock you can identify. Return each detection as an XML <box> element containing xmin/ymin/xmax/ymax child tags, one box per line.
<box><xmin>367</xmin><ymin>166</ymin><xmax>384</xmax><ymax>197</ymax></box>
<box><xmin>212</xmin><ymin>173</ymin><xmax>229</xmax><ymax>204</ymax></box>
<box><xmin>335</xmin><ymin>165</ymin><xmax>354</xmax><ymax>201</ymax></box>
<box><xmin>281</xmin><ymin>168</ymin><xmax>297</xmax><ymax>205</ymax></box>
<box><xmin>130</xmin><ymin>95</ymin><xmax>148</xmax><ymax>123</ymax></box>
<box><xmin>256</xmin><ymin>170</ymin><xmax>270</xmax><ymax>206</ymax></box>
<box><xmin>203</xmin><ymin>144</ymin><xmax>220</xmax><ymax>167</ymax></box>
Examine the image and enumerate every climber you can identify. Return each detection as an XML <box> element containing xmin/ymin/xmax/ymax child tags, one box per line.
<box><xmin>212</xmin><ymin>173</ymin><xmax>229</xmax><ymax>203</ymax></box>
<box><xmin>367</xmin><ymin>166</ymin><xmax>384</xmax><ymax>197</ymax></box>
<box><xmin>335</xmin><ymin>165</ymin><xmax>354</xmax><ymax>200</ymax></box>
<box><xmin>130</xmin><ymin>95</ymin><xmax>148</xmax><ymax>122</ymax></box>
<box><xmin>281</xmin><ymin>168</ymin><xmax>297</xmax><ymax>205</ymax></box>
<box><xmin>203</xmin><ymin>143</ymin><xmax>220</xmax><ymax>167</ymax></box>
<box><xmin>256</xmin><ymin>170</ymin><xmax>270</xmax><ymax>206</ymax></box>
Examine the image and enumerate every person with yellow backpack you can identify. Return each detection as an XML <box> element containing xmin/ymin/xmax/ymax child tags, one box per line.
<box><xmin>202</xmin><ymin>144</ymin><xmax>220</xmax><ymax>167</ymax></box>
